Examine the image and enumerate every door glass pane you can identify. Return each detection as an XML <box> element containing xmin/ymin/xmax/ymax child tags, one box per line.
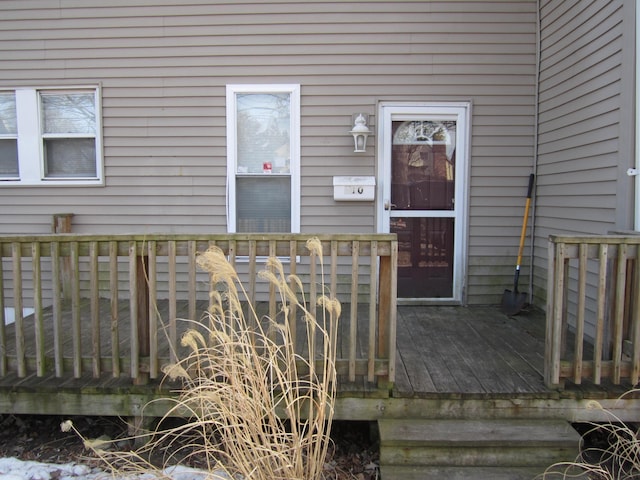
<box><xmin>391</xmin><ymin>120</ymin><xmax>456</xmax><ymax>211</ymax></box>
<box><xmin>391</xmin><ymin>217</ymin><xmax>454</xmax><ymax>298</ymax></box>
<box><xmin>236</xmin><ymin>93</ymin><xmax>290</xmax><ymax>174</ymax></box>
<box><xmin>236</xmin><ymin>176</ymin><xmax>291</xmax><ymax>232</ymax></box>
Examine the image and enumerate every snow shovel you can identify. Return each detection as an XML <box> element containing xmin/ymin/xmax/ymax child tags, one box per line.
<box><xmin>501</xmin><ymin>173</ymin><xmax>534</xmax><ymax>316</ymax></box>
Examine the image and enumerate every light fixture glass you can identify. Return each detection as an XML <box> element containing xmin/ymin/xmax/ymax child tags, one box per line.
<box><xmin>350</xmin><ymin>113</ymin><xmax>371</xmax><ymax>152</ymax></box>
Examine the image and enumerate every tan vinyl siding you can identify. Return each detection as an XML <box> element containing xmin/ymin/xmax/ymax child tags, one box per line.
<box><xmin>0</xmin><ymin>0</ymin><xmax>539</xmax><ymax>304</ymax></box>
<box><xmin>533</xmin><ymin>0</ymin><xmax>636</xmax><ymax>306</ymax></box>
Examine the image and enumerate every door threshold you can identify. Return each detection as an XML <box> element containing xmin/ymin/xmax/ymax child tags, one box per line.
<box><xmin>397</xmin><ymin>298</ymin><xmax>462</xmax><ymax>306</ymax></box>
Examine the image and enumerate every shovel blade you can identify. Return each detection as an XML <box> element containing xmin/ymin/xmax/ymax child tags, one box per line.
<box><xmin>501</xmin><ymin>289</ymin><xmax>528</xmax><ymax>316</ymax></box>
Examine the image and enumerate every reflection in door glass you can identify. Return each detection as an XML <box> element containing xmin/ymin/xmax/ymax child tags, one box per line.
<box><xmin>391</xmin><ymin>121</ymin><xmax>456</xmax><ymax>211</ymax></box>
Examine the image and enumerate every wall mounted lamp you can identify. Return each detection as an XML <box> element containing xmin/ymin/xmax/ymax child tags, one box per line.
<box><xmin>350</xmin><ymin>113</ymin><xmax>371</xmax><ymax>153</ymax></box>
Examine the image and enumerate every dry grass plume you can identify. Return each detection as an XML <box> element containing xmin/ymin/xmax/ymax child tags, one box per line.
<box><xmin>65</xmin><ymin>238</ymin><xmax>340</xmax><ymax>480</ymax></box>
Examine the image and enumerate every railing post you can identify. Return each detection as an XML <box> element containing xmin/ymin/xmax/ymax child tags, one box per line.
<box><xmin>134</xmin><ymin>254</ymin><xmax>150</xmax><ymax>385</ymax></box>
<box><xmin>545</xmin><ymin>237</ymin><xmax>560</xmax><ymax>388</ymax></box>
<box><xmin>130</xmin><ymin>249</ymin><xmax>152</xmax><ymax>447</ymax></box>
<box><xmin>52</xmin><ymin>213</ymin><xmax>73</xmax><ymax>301</ymax></box>
<box><xmin>377</xmin><ymin>244</ymin><xmax>398</xmax><ymax>390</ymax></box>
<box><xmin>631</xmin><ymin>252</ymin><xmax>640</xmax><ymax>385</ymax></box>
<box><xmin>378</xmin><ymin>256</ymin><xmax>390</xmax><ymax>360</ymax></box>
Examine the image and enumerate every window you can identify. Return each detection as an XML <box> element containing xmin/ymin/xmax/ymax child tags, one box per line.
<box><xmin>0</xmin><ymin>92</ymin><xmax>18</xmax><ymax>178</ymax></box>
<box><xmin>226</xmin><ymin>84</ymin><xmax>300</xmax><ymax>233</ymax></box>
<box><xmin>0</xmin><ymin>87</ymin><xmax>103</xmax><ymax>185</ymax></box>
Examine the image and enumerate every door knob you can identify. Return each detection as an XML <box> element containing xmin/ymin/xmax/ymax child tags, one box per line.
<box><xmin>384</xmin><ymin>201</ymin><xmax>397</xmax><ymax>211</ymax></box>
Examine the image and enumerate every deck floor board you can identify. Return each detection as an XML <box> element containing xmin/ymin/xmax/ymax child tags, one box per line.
<box><xmin>394</xmin><ymin>310</ymin><xmax>437</xmax><ymax>393</ymax></box>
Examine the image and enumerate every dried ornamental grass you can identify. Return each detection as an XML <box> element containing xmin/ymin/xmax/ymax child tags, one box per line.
<box><xmin>65</xmin><ymin>238</ymin><xmax>340</xmax><ymax>480</ymax></box>
<box><xmin>540</xmin><ymin>390</ymin><xmax>640</xmax><ymax>480</ymax></box>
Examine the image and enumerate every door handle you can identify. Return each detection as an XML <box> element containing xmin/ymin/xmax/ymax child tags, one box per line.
<box><xmin>384</xmin><ymin>200</ymin><xmax>397</xmax><ymax>211</ymax></box>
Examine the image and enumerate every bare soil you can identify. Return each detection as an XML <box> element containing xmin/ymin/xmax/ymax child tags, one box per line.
<box><xmin>0</xmin><ymin>414</ymin><xmax>379</xmax><ymax>479</ymax></box>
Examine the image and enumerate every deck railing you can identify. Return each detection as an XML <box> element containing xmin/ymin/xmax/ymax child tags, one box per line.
<box><xmin>0</xmin><ymin>233</ymin><xmax>398</xmax><ymax>387</ymax></box>
<box><xmin>546</xmin><ymin>234</ymin><xmax>640</xmax><ymax>388</ymax></box>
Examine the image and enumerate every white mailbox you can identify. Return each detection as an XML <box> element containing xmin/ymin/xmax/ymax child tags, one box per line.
<box><xmin>333</xmin><ymin>176</ymin><xmax>376</xmax><ymax>201</ymax></box>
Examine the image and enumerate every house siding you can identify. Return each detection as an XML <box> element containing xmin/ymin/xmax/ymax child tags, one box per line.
<box><xmin>533</xmin><ymin>0</ymin><xmax>636</xmax><ymax>305</ymax></box>
<box><xmin>0</xmin><ymin>0</ymin><xmax>538</xmax><ymax>304</ymax></box>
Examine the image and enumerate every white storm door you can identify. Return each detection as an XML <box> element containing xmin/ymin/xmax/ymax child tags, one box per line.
<box><xmin>377</xmin><ymin>103</ymin><xmax>469</xmax><ymax>303</ymax></box>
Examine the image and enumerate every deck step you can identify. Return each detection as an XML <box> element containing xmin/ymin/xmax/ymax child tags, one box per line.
<box><xmin>378</xmin><ymin>418</ymin><xmax>581</xmax><ymax>479</ymax></box>
<box><xmin>378</xmin><ymin>466</ymin><xmax>547</xmax><ymax>480</ymax></box>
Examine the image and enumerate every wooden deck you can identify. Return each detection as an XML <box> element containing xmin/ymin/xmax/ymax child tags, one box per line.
<box><xmin>3</xmin><ymin>232</ymin><xmax>639</xmax><ymax>478</ymax></box>
<box><xmin>393</xmin><ymin>305</ymin><xmax>549</xmax><ymax>398</ymax></box>
<box><xmin>0</xmin><ymin>304</ymin><xmax>636</xmax><ymax>424</ymax></box>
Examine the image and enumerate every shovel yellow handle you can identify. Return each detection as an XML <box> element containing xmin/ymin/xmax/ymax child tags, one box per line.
<box><xmin>516</xmin><ymin>174</ymin><xmax>535</xmax><ymax>269</ymax></box>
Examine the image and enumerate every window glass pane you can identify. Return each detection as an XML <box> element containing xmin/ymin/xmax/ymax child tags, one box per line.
<box><xmin>42</xmin><ymin>93</ymin><xmax>95</xmax><ymax>134</ymax></box>
<box><xmin>0</xmin><ymin>93</ymin><xmax>17</xmax><ymax>135</ymax></box>
<box><xmin>0</xmin><ymin>94</ymin><xmax>18</xmax><ymax>177</ymax></box>
<box><xmin>44</xmin><ymin>138</ymin><xmax>96</xmax><ymax>177</ymax></box>
<box><xmin>0</xmin><ymin>139</ymin><xmax>18</xmax><ymax>177</ymax></box>
<box><xmin>236</xmin><ymin>177</ymin><xmax>291</xmax><ymax>232</ymax></box>
<box><xmin>236</xmin><ymin>93</ymin><xmax>290</xmax><ymax>174</ymax></box>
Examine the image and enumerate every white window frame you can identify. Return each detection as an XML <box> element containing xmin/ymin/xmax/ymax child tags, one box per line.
<box><xmin>226</xmin><ymin>84</ymin><xmax>300</xmax><ymax>233</ymax></box>
<box><xmin>0</xmin><ymin>86</ymin><xmax>103</xmax><ymax>186</ymax></box>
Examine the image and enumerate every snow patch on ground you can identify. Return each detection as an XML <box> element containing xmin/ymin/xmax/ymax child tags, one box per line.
<box><xmin>0</xmin><ymin>457</ymin><xmax>233</xmax><ymax>480</ymax></box>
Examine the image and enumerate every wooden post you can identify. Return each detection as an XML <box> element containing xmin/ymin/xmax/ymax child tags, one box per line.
<box><xmin>134</xmin><ymin>254</ymin><xmax>150</xmax><ymax>385</ymax></box>
<box><xmin>377</xmin><ymin>254</ymin><xmax>391</xmax><ymax>389</ymax></box>
<box><xmin>378</xmin><ymin>256</ymin><xmax>390</xmax><ymax>358</ymax></box>
<box><xmin>52</xmin><ymin>214</ymin><xmax>73</xmax><ymax>301</ymax></box>
<box><xmin>128</xmin><ymin>415</ymin><xmax>153</xmax><ymax>448</ymax></box>
<box><xmin>52</xmin><ymin>213</ymin><xmax>73</xmax><ymax>234</ymax></box>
